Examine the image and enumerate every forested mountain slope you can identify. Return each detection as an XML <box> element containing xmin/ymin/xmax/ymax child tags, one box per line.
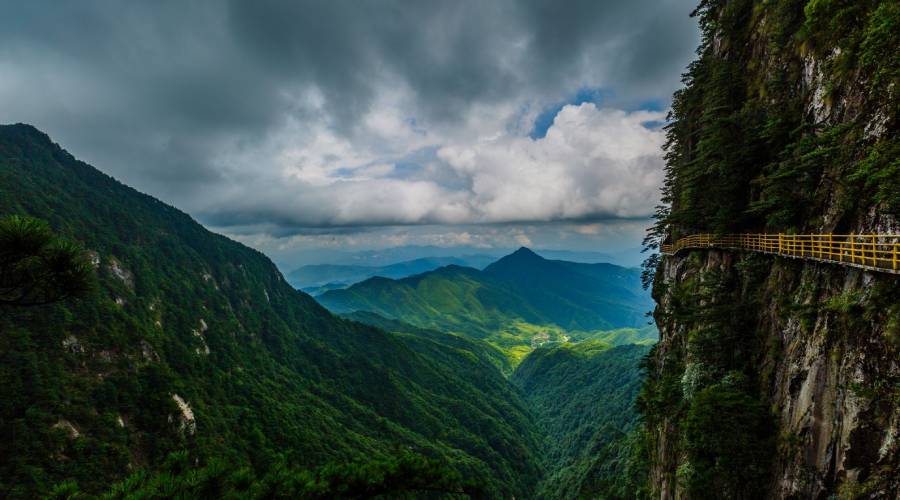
<box><xmin>321</xmin><ymin>264</ymin><xmax>548</xmax><ymax>336</ymax></box>
<box><xmin>340</xmin><ymin>311</ymin><xmax>514</xmax><ymax>375</ymax></box>
<box><xmin>342</xmin><ymin>310</ymin><xmax>656</xmax><ymax>499</ymax></box>
<box><xmin>0</xmin><ymin>124</ymin><xmax>543</xmax><ymax>498</ymax></box>
<box><xmin>484</xmin><ymin>247</ymin><xmax>651</xmax><ymax>330</ymax></box>
<box><xmin>318</xmin><ymin>248</ymin><xmax>653</xmax><ymax>364</ymax></box>
<box><xmin>641</xmin><ymin>0</ymin><xmax>899</xmax><ymax>498</ymax></box>
<box><xmin>514</xmin><ymin>342</ymin><xmax>652</xmax><ymax>499</ymax></box>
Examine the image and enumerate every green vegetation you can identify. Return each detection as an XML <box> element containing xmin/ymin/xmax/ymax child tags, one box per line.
<box><xmin>318</xmin><ymin>248</ymin><xmax>654</xmax><ymax>364</ymax></box>
<box><xmin>681</xmin><ymin>384</ymin><xmax>774</xmax><ymax>498</ymax></box>
<box><xmin>346</xmin><ymin>312</ymin><xmax>661</xmax><ymax>498</ymax></box>
<box><xmin>52</xmin><ymin>450</ymin><xmax>483</xmax><ymax>499</ymax></box>
<box><xmin>568</xmin><ymin>325</ymin><xmax>658</xmax><ymax>346</ymax></box>
<box><xmin>0</xmin><ymin>124</ymin><xmax>542</xmax><ymax>498</ymax></box>
<box><xmin>636</xmin><ymin>265</ymin><xmax>775</xmax><ymax>498</ymax></box>
<box><xmin>0</xmin><ymin>215</ymin><xmax>92</xmax><ymax>306</ymax></box>
<box><xmin>483</xmin><ymin>248</ymin><xmax>651</xmax><ymax>331</ymax></box>
<box><xmin>341</xmin><ymin>311</ymin><xmax>514</xmax><ymax>375</ymax></box>
<box><xmin>513</xmin><ymin>342</ymin><xmax>653</xmax><ymax>499</ymax></box>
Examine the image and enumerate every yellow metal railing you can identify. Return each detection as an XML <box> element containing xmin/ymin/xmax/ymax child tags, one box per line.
<box><xmin>660</xmin><ymin>234</ymin><xmax>900</xmax><ymax>274</ymax></box>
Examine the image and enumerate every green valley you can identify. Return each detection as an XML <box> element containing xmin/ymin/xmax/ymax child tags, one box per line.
<box><xmin>339</xmin><ymin>311</ymin><xmax>656</xmax><ymax>497</ymax></box>
<box><xmin>318</xmin><ymin>248</ymin><xmax>655</xmax><ymax>364</ymax></box>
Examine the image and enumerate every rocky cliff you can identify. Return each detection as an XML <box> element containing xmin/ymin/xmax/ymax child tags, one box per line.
<box><xmin>651</xmin><ymin>249</ymin><xmax>897</xmax><ymax>498</ymax></box>
<box><xmin>641</xmin><ymin>0</ymin><xmax>898</xmax><ymax>498</ymax></box>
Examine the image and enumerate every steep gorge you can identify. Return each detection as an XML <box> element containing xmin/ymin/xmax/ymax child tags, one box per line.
<box><xmin>0</xmin><ymin>123</ymin><xmax>653</xmax><ymax>499</ymax></box>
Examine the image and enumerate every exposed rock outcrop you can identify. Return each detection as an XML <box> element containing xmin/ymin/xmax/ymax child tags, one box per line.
<box><xmin>170</xmin><ymin>394</ymin><xmax>196</xmax><ymax>435</ymax></box>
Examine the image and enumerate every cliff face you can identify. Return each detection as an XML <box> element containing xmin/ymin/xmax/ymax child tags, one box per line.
<box><xmin>651</xmin><ymin>250</ymin><xmax>898</xmax><ymax>498</ymax></box>
<box><xmin>642</xmin><ymin>0</ymin><xmax>899</xmax><ymax>498</ymax></box>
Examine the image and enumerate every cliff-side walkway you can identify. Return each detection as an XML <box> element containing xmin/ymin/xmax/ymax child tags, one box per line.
<box><xmin>661</xmin><ymin>234</ymin><xmax>900</xmax><ymax>274</ymax></box>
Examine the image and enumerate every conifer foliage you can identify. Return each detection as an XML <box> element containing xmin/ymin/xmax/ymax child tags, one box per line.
<box><xmin>0</xmin><ymin>215</ymin><xmax>92</xmax><ymax>307</ymax></box>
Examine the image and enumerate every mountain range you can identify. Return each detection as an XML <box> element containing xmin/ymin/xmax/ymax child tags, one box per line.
<box><xmin>286</xmin><ymin>255</ymin><xmax>496</xmax><ymax>291</ymax></box>
<box><xmin>317</xmin><ymin>247</ymin><xmax>655</xmax><ymax>364</ymax></box>
<box><xmin>271</xmin><ymin>245</ymin><xmax>645</xmax><ymax>273</ymax></box>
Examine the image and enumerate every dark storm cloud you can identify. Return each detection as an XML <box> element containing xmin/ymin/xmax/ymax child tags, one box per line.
<box><xmin>225</xmin><ymin>0</ymin><xmax>697</xmax><ymax>122</ymax></box>
<box><xmin>0</xmin><ymin>0</ymin><xmax>698</xmax><ymax>233</ymax></box>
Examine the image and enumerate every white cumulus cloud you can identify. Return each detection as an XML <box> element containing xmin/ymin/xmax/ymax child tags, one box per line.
<box><xmin>437</xmin><ymin>103</ymin><xmax>666</xmax><ymax>223</ymax></box>
<box><xmin>202</xmin><ymin>102</ymin><xmax>666</xmax><ymax>230</ymax></box>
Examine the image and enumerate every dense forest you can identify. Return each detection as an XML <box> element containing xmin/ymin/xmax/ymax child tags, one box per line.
<box><xmin>338</xmin><ymin>313</ymin><xmax>654</xmax><ymax>498</ymax></box>
<box><xmin>640</xmin><ymin>0</ymin><xmax>898</xmax><ymax>497</ymax></box>
<box><xmin>514</xmin><ymin>342</ymin><xmax>652</xmax><ymax>499</ymax></box>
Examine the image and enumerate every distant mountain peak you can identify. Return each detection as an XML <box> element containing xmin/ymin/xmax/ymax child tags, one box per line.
<box><xmin>489</xmin><ymin>247</ymin><xmax>545</xmax><ymax>266</ymax></box>
<box><xmin>481</xmin><ymin>247</ymin><xmax>547</xmax><ymax>276</ymax></box>
<box><xmin>503</xmin><ymin>247</ymin><xmax>544</xmax><ymax>261</ymax></box>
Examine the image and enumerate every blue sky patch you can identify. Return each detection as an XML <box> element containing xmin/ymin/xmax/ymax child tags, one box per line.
<box><xmin>529</xmin><ymin>88</ymin><xmax>610</xmax><ymax>139</ymax></box>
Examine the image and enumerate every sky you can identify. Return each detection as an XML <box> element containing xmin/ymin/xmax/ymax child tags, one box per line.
<box><xmin>0</xmin><ymin>0</ymin><xmax>699</xmax><ymax>269</ymax></box>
